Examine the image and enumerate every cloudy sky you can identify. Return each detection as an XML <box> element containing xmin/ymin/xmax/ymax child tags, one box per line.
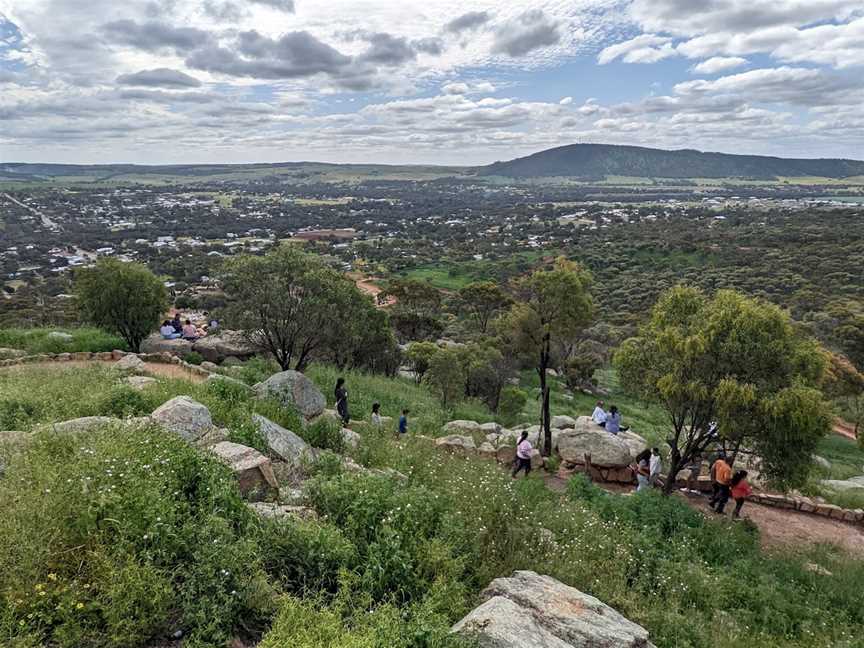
<box><xmin>1</xmin><ymin>0</ymin><xmax>863</xmax><ymax>165</ymax></box>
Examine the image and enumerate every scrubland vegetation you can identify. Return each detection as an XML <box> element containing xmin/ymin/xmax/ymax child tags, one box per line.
<box><xmin>1</xmin><ymin>363</ymin><xmax>864</xmax><ymax>648</ymax></box>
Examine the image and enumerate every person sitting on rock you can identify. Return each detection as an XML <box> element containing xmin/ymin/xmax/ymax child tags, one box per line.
<box><xmin>172</xmin><ymin>313</ymin><xmax>183</xmax><ymax>333</ymax></box>
<box><xmin>604</xmin><ymin>406</ymin><xmax>629</xmax><ymax>434</ymax></box>
<box><xmin>335</xmin><ymin>378</ymin><xmax>350</xmax><ymax>426</ymax></box>
<box><xmin>591</xmin><ymin>401</ymin><xmax>607</xmax><ymax>427</ymax></box>
<box><xmin>160</xmin><ymin>320</ymin><xmax>181</xmax><ymax>340</ymax></box>
<box><xmin>181</xmin><ymin>319</ymin><xmax>199</xmax><ymax>341</ymax></box>
<box><xmin>729</xmin><ymin>470</ymin><xmax>752</xmax><ymax>518</ymax></box>
<box><xmin>512</xmin><ymin>431</ymin><xmax>533</xmax><ymax>479</ymax></box>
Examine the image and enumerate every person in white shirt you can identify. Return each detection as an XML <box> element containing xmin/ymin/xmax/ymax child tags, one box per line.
<box><xmin>591</xmin><ymin>401</ymin><xmax>607</xmax><ymax>426</ymax></box>
<box><xmin>371</xmin><ymin>402</ymin><xmax>382</xmax><ymax>427</ymax></box>
<box><xmin>649</xmin><ymin>447</ymin><xmax>662</xmax><ymax>486</ymax></box>
<box><xmin>512</xmin><ymin>431</ymin><xmax>533</xmax><ymax>478</ymax></box>
<box><xmin>160</xmin><ymin>320</ymin><xmax>181</xmax><ymax>340</ymax></box>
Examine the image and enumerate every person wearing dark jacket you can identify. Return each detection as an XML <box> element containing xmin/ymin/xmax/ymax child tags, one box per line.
<box><xmin>335</xmin><ymin>377</ymin><xmax>349</xmax><ymax>426</ymax></box>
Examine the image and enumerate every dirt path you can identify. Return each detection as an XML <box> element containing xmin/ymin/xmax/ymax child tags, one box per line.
<box><xmin>0</xmin><ymin>360</ymin><xmax>207</xmax><ymax>383</ymax></box>
<box><xmin>545</xmin><ymin>474</ymin><xmax>864</xmax><ymax>554</ymax></box>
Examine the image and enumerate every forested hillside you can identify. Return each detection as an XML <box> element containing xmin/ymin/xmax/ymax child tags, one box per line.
<box><xmin>479</xmin><ymin>144</ymin><xmax>864</xmax><ymax>179</ymax></box>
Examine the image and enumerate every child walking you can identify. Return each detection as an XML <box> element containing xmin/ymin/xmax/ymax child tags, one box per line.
<box><xmin>729</xmin><ymin>470</ymin><xmax>752</xmax><ymax>519</ymax></box>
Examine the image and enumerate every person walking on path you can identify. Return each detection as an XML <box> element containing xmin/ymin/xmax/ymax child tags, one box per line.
<box><xmin>729</xmin><ymin>470</ymin><xmax>752</xmax><ymax>518</ymax></box>
<box><xmin>398</xmin><ymin>409</ymin><xmax>409</xmax><ymax>435</ymax></box>
<box><xmin>371</xmin><ymin>402</ymin><xmax>382</xmax><ymax>427</ymax></box>
<box><xmin>634</xmin><ymin>448</ymin><xmax>651</xmax><ymax>492</ymax></box>
<box><xmin>710</xmin><ymin>455</ymin><xmax>733</xmax><ymax>513</ymax></box>
<box><xmin>335</xmin><ymin>378</ymin><xmax>350</xmax><ymax>426</ymax></box>
<box><xmin>512</xmin><ymin>431</ymin><xmax>533</xmax><ymax>478</ymax></box>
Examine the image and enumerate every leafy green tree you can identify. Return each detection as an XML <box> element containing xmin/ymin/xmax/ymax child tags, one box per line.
<box><xmin>404</xmin><ymin>341</ymin><xmax>439</xmax><ymax>383</ymax></box>
<box><xmin>498</xmin><ymin>258</ymin><xmax>594</xmax><ymax>455</ymax></box>
<box><xmin>615</xmin><ymin>286</ymin><xmax>831</xmax><ymax>493</ymax></box>
<box><xmin>221</xmin><ymin>247</ymin><xmax>389</xmax><ymax>372</ymax></box>
<box><xmin>457</xmin><ymin>281</ymin><xmax>511</xmax><ymax>334</ymax></box>
<box><xmin>460</xmin><ymin>342</ymin><xmax>512</xmax><ymax>411</ymax></box>
<box><xmin>381</xmin><ymin>279</ymin><xmax>444</xmax><ymax>342</ymax></box>
<box><xmin>823</xmin><ymin>352</ymin><xmax>864</xmax><ymax>440</ymax></box>
<box><xmin>426</xmin><ymin>347</ymin><xmax>465</xmax><ymax>408</ymax></box>
<box><xmin>498</xmin><ymin>387</ymin><xmax>528</xmax><ymax>424</ymax></box>
<box><xmin>74</xmin><ymin>258</ymin><xmax>167</xmax><ymax>352</ymax></box>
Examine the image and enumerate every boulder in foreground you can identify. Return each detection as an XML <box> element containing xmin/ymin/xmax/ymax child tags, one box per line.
<box><xmin>212</xmin><ymin>441</ymin><xmax>278</xmax><ymax>499</ymax></box>
<box><xmin>151</xmin><ymin>396</ymin><xmax>213</xmax><ymax>442</ymax></box>
<box><xmin>452</xmin><ymin>570</ymin><xmax>656</xmax><ymax>648</ymax></box>
<box><xmin>253</xmin><ymin>370</ymin><xmax>325</xmax><ymax>419</ymax></box>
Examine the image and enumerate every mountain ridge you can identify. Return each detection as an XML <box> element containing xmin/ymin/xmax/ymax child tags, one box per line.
<box><xmin>476</xmin><ymin>143</ymin><xmax>864</xmax><ymax>179</ymax></box>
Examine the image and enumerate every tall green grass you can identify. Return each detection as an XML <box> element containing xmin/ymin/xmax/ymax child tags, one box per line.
<box><xmin>0</xmin><ymin>327</ymin><xmax>126</xmax><ymax>355</ymax></box>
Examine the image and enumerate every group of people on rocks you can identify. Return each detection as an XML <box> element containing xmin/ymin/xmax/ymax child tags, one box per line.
<box><xmin>591</xmin><ymin>401</ymin><xmax>629</xmax><ymax>433</ymax></box>
<box><xmin>159</xmin><ymin>312</ymin><xmax>218</xmax><ymax>341</ymax></box>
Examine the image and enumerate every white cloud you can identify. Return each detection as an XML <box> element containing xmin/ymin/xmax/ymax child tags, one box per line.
<box><xmin>597</xmin><ymin>34</ymin><xmax>677</xmax><ymax>64</ymax></box>
<box><xmin>559</xmin><ymin>96</ymin><xmax>573</xmax><ymax>105</ymax></box>
<box><xmin>691</xmin><ymin>57</ymin><xmax>748</xmax><ymax>75</ymax></box>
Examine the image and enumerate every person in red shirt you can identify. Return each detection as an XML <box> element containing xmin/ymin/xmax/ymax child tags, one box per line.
<box><xmin>729</xmin><ymin>470</ymin><xmax>752</xmax><ymax>518</ymax></box>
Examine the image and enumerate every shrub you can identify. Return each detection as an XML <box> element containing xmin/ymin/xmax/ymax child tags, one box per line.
<box><xmin>497</xmin><ymin>386</ymin><xmax>527</xmax><ymax>423</ymax></box>
<box><xmin>301</xmin><ymin>417</ymin><xmax>346</xmax><ymax>454</ymax></box>
<box><xmin>0</xmin><ymin>397</ymin><xmax>39</xmax><ymax>429</ymax></box>
<box><xmin>183</xmin><ymin>351</ymin><xmax>204</xmax><ymax>366</ymax></box>
<box><xmin>0</xmin><ymin>327</ymin><xmax>126</xmax><ymax>355</ymax></box>
<box><xmin>257</xmin><ymin>519</ymin><xmax>357</xmax><ymax>594</ymax></box>
<box><xmin>95</xmin><ymin>386</ymin><xmax>154</xmax><ymax>418</ymax></box>
<box><xmin>0</xmin><ymin>422</ymin><xmax>272</xmax><ymax>647</ymax></box>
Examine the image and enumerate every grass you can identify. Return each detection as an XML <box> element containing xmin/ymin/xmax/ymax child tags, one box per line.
<box><xmin>0</xmin><ymin>327</ymin><xmax>127</xmax><ymax>355</ymax></box>
<box><xmin>3</xmin><ymin>362</ymin><xmax>864</xmax><ymax>648</ymax></box>
<box><xmin>306</xmin><ymin>363</ymin><xmax>495</xmax><ymax>436</ymax></box>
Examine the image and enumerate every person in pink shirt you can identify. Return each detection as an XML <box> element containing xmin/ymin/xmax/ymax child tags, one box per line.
<box><xmin>512</xmin><ymin>431</ymin><xmax>533</xmax><ymax>479</ymax></box>
<box><xmin>181</xmin><ymin>319</ymin><xmax>199</xmax><ymax>340</ymax></box>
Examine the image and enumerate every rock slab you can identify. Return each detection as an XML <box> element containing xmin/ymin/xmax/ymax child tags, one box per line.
<box><xmin>253</xmin><ymin>370</ymin><xmax>325</xmax><ymax>419</ymax></box>
<box><xmin>252</xmin><ymin>414</ymin><xmax>311</xmax><ymax>464</ymax></box>
<box><xmin>452</xmin><ymin>570</ymin><xmax>656</xmax><ymax>648</ymax></box>
<box><xmin>557</xmin><ymin>416</ymin><xmax>633</xmax><ymax>467</ymax></box>
<box><xmin>212</xmin><ymin>442</ymin><xmax>278</xmax><ymax>498</ymax></box>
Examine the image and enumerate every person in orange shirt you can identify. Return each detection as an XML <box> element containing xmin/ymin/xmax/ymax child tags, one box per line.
<box><xmin>709</xmin><ymin>454</ymin><xmax>733</xmax><ymax>513</ymax></box>
<box><xmin>728</xmin><ymin>470</ymin><xmax>752</xmax><ymax>518</ymax></box>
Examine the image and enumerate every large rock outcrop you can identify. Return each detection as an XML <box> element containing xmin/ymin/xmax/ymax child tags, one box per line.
<box><xmin>140</xmin><ymin>334</ymin><xmax>194</xmax><ymax>356</ymax></box>
<box><xmin>253</xmin><ymin>371</ymin><xmax>325</xmax><ymax>419</ymax></box>
<box><xmin>557</xmin><ymin>416</ymin><xmax>632</xmax><ymax>467</ymax></box>
<box><xmin>452</xmin><ymin>571</ymin><xmax>656</xmax><ymax>648</ymax></box>
<box><xmin>151</xmin><ymin>396</ymin><xmax>213</xmax><ymax>442</ymax></box>
<box><xmin>192</xmin><ymin>331</ymin><xmax>257</xmax><ymax>364</ymax></box>
<box><xmin>252</xmin><ymin>414</ymin><xmax>312</xmax><ymax>465</ymax></box>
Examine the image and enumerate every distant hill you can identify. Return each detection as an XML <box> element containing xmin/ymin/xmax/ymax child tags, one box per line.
<box><xmin>476</xmin><ymin>144</ymin><xmax>864</xmax><ymax>180</ymax></box>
